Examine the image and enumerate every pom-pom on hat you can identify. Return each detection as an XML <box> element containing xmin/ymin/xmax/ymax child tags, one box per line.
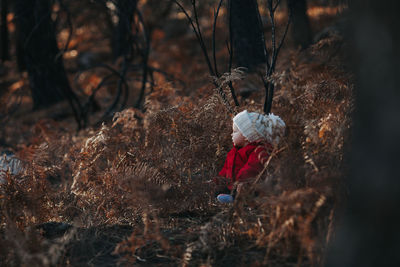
<box><xmin>233</xmin><ymin>110</ymin><xmax>285</xmax><ymax>145</ymax></box>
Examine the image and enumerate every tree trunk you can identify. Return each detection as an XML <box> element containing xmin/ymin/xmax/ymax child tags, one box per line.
<box><xmin>14</xmin><ymin>0</ymin><xmax>73</xmax><ymax>109</ymax></box>
<box><xmin>326</xmin><ymin>1</ymin><xmax>400</xmax><ymax>266</ymax></box>
<box><xmin>0</xmin><ymin>0</ymin><xmax>9</xmax><ymax>61</ymax></box>
<box><xmin>229</xmin><ymin>0</ymin><xmax>267</xmax><ymax>71</ymax></box>
<box><xmin>112</xmin><ymin>0</ymin><xmax>137</xmax><ymax>60</ymax></box>
<box><xmin>287</xmin><ymin>0</ymin><xmax>312</xmax><ymax>49</ymax></box>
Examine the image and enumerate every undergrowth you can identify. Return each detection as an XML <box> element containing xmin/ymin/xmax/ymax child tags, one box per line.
<box><xmin>0</xmin><ymin>33</ymin><xmax>352</xmax><ymax>266</ymax></box>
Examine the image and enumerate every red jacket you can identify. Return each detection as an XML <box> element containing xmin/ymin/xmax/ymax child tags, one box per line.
<box><xmin>218</xmin><ymin>142</ymin><xmax>270</xmax><ymax>190</ymax></box>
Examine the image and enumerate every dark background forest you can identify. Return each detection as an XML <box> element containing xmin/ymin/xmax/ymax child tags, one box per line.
<box><xmin>1</xmin><ymin>0</ymin><xmax>399</xmax><ymax>266</ymax></box>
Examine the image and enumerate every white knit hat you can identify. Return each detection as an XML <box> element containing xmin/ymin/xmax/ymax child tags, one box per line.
<box><xmin>233</xmin><ymin>110</ymin><xmax>286</xmax><ymax>145</ymax></box>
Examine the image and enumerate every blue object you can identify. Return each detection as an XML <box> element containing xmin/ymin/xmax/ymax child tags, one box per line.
<box><xmin>217</xmin><ymin>194</ymin><xmax>234</xmax><ymax>203</ymax></box>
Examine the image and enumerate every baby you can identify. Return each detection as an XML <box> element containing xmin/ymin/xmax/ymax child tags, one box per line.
<box><xmin>215</xmin><ymin>110</ymin><xmax>285</xmax><ymax>203</ymax></box>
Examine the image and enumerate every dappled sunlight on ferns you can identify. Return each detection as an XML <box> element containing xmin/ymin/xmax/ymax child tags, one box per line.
<box><xmin>1</xmin><ymin>34</ymin><xmax>352</xmax><ymax>265</ymax></box>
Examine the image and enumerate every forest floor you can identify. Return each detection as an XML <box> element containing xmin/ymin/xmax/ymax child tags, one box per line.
<box><xmin>0</xmin><ymin>2</ymin><xmax>352</xmax><ymax>266</ymax></box>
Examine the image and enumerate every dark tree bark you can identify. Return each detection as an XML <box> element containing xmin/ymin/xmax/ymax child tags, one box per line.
<box><xmin>0</xmin><ymin>0</ymin><xmax>9</xmax><ymax>61</ymax></box>
<box><xmin>326</xmin><ymin>1</ymin><xmax>400</xmax><ymax>266</ymax></box>
<box><xmin>112</xmin><ymin>0</ymin><xmax>137</xmax><ymax>60</ymax></box>
<box><xmin>14</xmin><ymin>0</ymin><xmax>74</xmax><ymax>109</ymax></box>
<box><xmin>287</xmin><ymin>0</ymin><xmax>312</xmax><ymax>49</ymax></box>
<box><xmin>230</xmin><ymin>0</ymin><xmax>267</xmax><ymax>71</ymax></box>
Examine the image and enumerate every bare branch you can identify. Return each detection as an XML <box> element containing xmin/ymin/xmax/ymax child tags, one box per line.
<box><xmin>228</xmin><ymin>0</ymin><xmax>234</xmax><ymax>73</ymax></box>
<box><xmin>173</xmin><ymin>0</ymin><xmax>238</xmax><ymax>111</ymax></box>
<box><xmin>55</xmin><ymin>0</ymin><xmax>73</xmax><ymax>60</ymax></box>
<box><xmin>273</xmin><ymin>8</ymin><xmax>292</xmax><ymax>68</ymax></box>
<box><xmin>172</xmin><ymin>0</ymin><xmax>215</xmax><ymax>76</ymax></box>
<box><xmin>172</xmin><ymin>0</ymin><xmax>200</xmax><ymax>40</ymax></box>
<box><xmin>265</xmin><ymin>83</ymin><xmax>274</xmax><ymax>114</ymax></box>
<box><xmin>82</xmin><ymin>73</ymin><xmax>114</xmax><ymax>126</ymax></box>
<box><xmin>226</xmin><ymin>40</ymin><xmax>232</xmax><ymax>69</ymax></box>
<box><xmin>255</xmin><ymin>0</ymin><xmax>271</xmax><ymax>70</ymax></box>
<box><xmin>212</xmin><ymin>0</ymin><xmax>224</xmax><ymax>77</ymax></box>
<box><xmin>80</xmin><ymin>63</ymin><xmax>129</xmax><ymax>125</ymax></box>
<box><xmin>100</xmin><ymin>58</ymin><xmax>129</xmax><ymax>121</ymax></box>
<box><xmin>269</xmin><ymin>1</ymin><xmax>277</xmax><ymax>73</ymax></box>
<box><xmin>135</xmin><ymin>9</ymin><xmax>150</xmax><ymax>110</ymax></box>
<box><xmin>273</xmin><ymin>0</ymin><xmax>283</xmax><ymax>12</ymax></box>
<box><xmin>263</xmin><ymin>0</ymin><xmax>290</xmax><ymax>114</ymax></box>
<box><xmin>227</xmin><ymin>0</ymin><xmax>239</xmax><ymax>107</ymax></box>
<box><xmin>191</xmin><ymin>0</ymin><xmax>215</xmax><ymax>76</ymax></box>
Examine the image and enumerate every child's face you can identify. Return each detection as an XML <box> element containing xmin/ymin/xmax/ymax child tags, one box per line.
<box><xmin>232</xmin><ymin>124</ymin><xmax>247</xmax><ymax>147</ymax></box>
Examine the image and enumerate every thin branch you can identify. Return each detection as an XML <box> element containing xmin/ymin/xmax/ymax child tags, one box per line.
<box><xmin>55</xmin><ymin>0</ymin><xmax>73</xmax><ymax>61</ymax></box>
<box><xmin>225</xmin><ymin>39</ymin><xmax>240</xmax><ymax>107</ymax></box>
<box><xmin>120</xmin><ymin>71</ymin><xmax>129</xmax><ymax>110</ymax></box>
<box><xmin>173</xmin><ymin>0</ymin><xmax>236</xmax><ymax>113</ymax></box>
<box><xmin>212</xmin><ymin>0</ymin><xmax>224</xmax><ymax>77</ymax></box>
<box><xmin>269</xmin><ymin>0</ymin><xmax>277</xmax><ymax>72</ymax></box>
<box><xmin>273</xmin><ymin>0</ymin><xmax>282</xmax><ymax>12</ymax></box>
<box><xmin>227</xmin><ymin>0</ymin><xmax>234</xmax><ymax>73</ymax></box>
<box><xmin>273</xmin><ymin>6</ymin><xmax>292</xmax><ymax>68</ymax></box>
<box><xmin>172</xmin><ymin>0</ymin><xmax>215</xmax><ymax>76</ymax></box>
<box><xmin>128</xmin><ymin>63</ymin><xmax>186</xmax><ymax>88</ymax></box>
<box><xmin>146</xmin><ymin>66</ymin><xmax>186</xmax><ymax>88</ymax></box>
<box><xmin>227</xmin><ymin>0</ymin><xmax>239</xmax><ymax>107</ymax></box>
<box><xmin>191</xmin><ymin>0</ymin><xmax>215</xmax><ymax>76</ymax></box>
<box><xmin>87</xmin><ymin>74</ymin><xmax>114</xmax><ymax>102</ymax></box>
<box><xmin>260</xmin><ymin>73</ymin><xmax>269</xmax><ymax>111</ymax></box>
<box><xmin>81</xmin><ymin>73</ymin><xmax>114</xmax><ymax>126</ymax></box>
<box><xmin>263</xmin><ymin>0</ymin><xmax>290</xmax><ymax>114</ymax></box>
<box><xmin>148</xmin><ymin>69</ymin><xmax>155</xmax><ymax>94</ymax></box>
<box><xmin>80</xmin><ymin>63</ymin><xmax>129</xmax><ymax>125</ymax></box>
<box><xmin>255</xmin><ymin>0</ymin><xmax>271</xmax><ymax>70</ymax></box>
<box><xmin>99</xmin><ymin>58</ymin><xmax>129</xmax><ymax>121</ymax></box>
<box><xmin>135</xmin><ymin>9</ymin><xmax>150</xmax><ymax>110</ymax></box>
<box><xmin>93</xmin><ymin>63</ymin><xmax>124</xmax><ymax>77</ymax></box>
<box><xmin>228</xmin><ymin>83</ymin><xmax>239</xmax><ymax>108</ymax></box>
<box><xmin>265</xmin><ymin>83</ymin><xmax>274</xmax><ymax>114</ymax></box>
